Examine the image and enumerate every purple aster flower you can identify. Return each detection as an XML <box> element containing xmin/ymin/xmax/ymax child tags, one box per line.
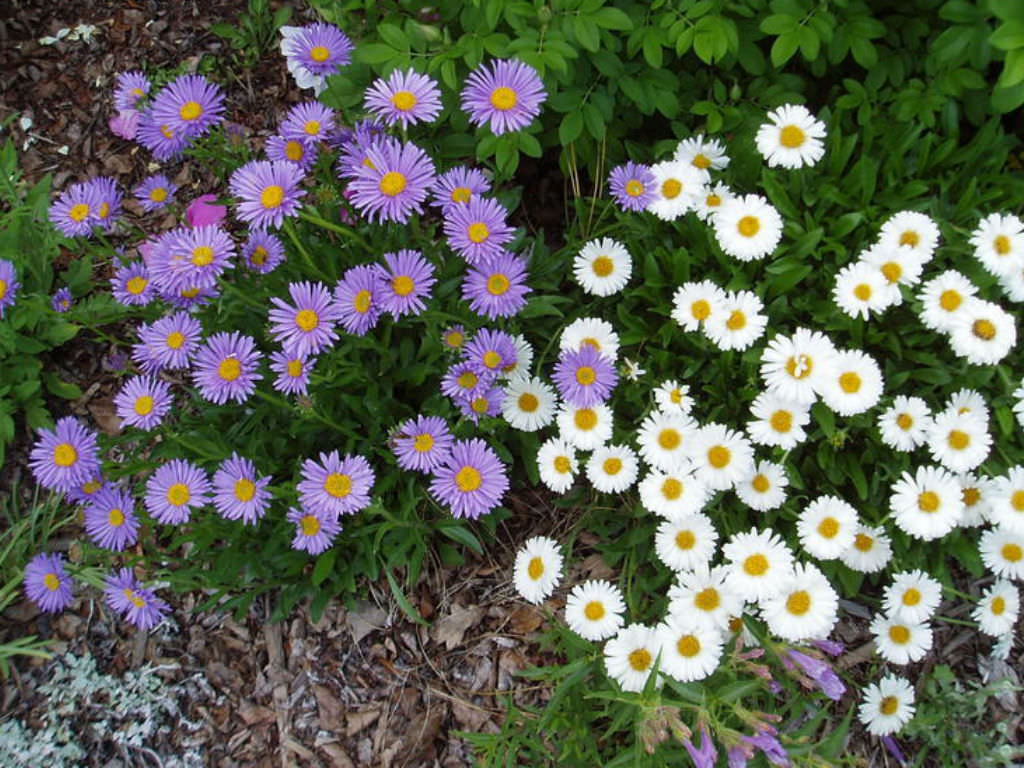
<box><xmin>333</xmin><ymin>118</ymin><xmax>388</xmax><ymax>176</ymax></box>
<box><xmin>280</xmin><ymin>101</ymin><xmax>336</xmax><ymax>145</ymax></box>
<box><xmin>608</xmin><ymin>161</ymin><xmax>656</xmax><ymax>212</ymax></box>
<box><xmin>297</xmin><ymin>451</ymin><xmax>375</xmax><ymax>518</ymax></box>
<box><xmin>443</xmin><ymin>197</ymin><xmax>514</xmax><ymax>265</ymax></box>
<box><xmin>28</xmin><ymin>416</ymin><xmax>100</xmax><ymax>493</ymax></box>
<box><xmin>83</xmin><ymin>487</ymin><xmax>140</xmax><ymax>551</ymax></box>
<box><xmin>334</xmin><ymin>264</ymin><xmax>386</xmax><ymax>336</ymax></box>
<box><xmin>229</xmin><ymin>160</ymin><xmax>306</xmax><ymax>230</ymax></box>
<box><xmin>49</xmin><ymin>181</ymin><xmax>101</xmax><ymax>238</ymax></box>
<box><xmin>133</xmin><ymin>174</ymin><xmax>177</xmax><ymax>212</ymax></box>
<box><xmin>212</xmin><ymin>453</ymin><xmax>272</xmax><ymax>524</ymax></box>
<box><xmin>460</xmin><ymin>58</ymin><xmax>546</xmax><ymax>135</ymax></box>
<box><xmin>266</xmin><ymin>133</ymin><xmax>317</xmax><ymax>170</ymax></box>
<box><xmin>553</xmin><ymin>344</ymin><xmax>618</xmax><ymax>407</ymax></box>
<box><xmin>144</xmin><ymin>458</ymin><xmax>212</xmax><ymax>524</ymax></box>
<box><xmin>288</xmin><ymin>506</ymin><xmax>342</xmax><ymax>555</ymax></box>
<box><xmin>441</xmin><ymin>360</ymin><xmax>497</xmax><ymax>402</ymax></box>
<box><xmin>0</xmin><ymin>259</ymin><xmax>19</xmax><ymax>317</ymax></box>
<box><xmin>136</xmin><ymin>110</ymin><xmax>190</xmax><ymax>161</ymax></box>
<box><xmin>378</xmin><ymin>250</ymin><xmax>436</xmax><ymax>318</ymax></box>
<box><xmin>51</xmin><ymin>287</ymin><xmax>72</xmax><ymax>313</ymax></box>
<box><xmin>739</xmin><ymin>730</ymin><xmax>789</xmax><ymax>767</ymax></box>
<box><xmin>243</xmin><ymin>230</ymin><xmax>287</xmax><ymax>273</ymax></box>
<box><xmin>149</xmin><ymin>73</ymin><xmax>226</xmax><ymax>139</ymax></box>
<box><xmin>66</xmin><ymin>475</ymin><xmax>106</xmax><ymax>506</ymax></box>
<box><xmin>282</xmin><ymin>23</ymin><xmax>353</xmax><ymax>77</ymax></box>
<box><xmin>392</xmin><ymin>415</ymin><xmax>454</xmax><ymax>472</ymax></box>
<box><xmin>462</xmin><ymin>251</ymin><xmax>530</xmax><ymax>320</ymax></box>
<box><xmin>114</xmin><ymin>374</ymin><xmax>173</xmax><ymax>431</ymax></box>
<box><xmin>429</xmin><ymin>438</ymin><xmax>509</xmax><ymax>519</ymax></box>
<box><xmin>462</xmin><ymin>328</ymin><xmax>518</xmax><ymax>375</ymax></box>
<box><xmin>683</xmin><ymin>723</ymin><xmax>718</xmax><ymax>768</ymax></box>
<box><xmin>113</xmin><ymin>71</ymin><xmax>150</xmax><ymax>111</ymax></box>
<box><xmin>458</xmin><ymin>384</ymin><xmax>504</xmax><ymax>424</ymax></box>
<box><xmin>192</xmin><ymin>331</ymin><xmax>263</xmax><ymax>405</ymax></box>
<box><xmin>782</xmin><ymin>649</ymin><xmax>846</xmax><ymax>701</ymax></box>
<box><xmin>270</xmin><ymin>350</ymin><xmax>315</xmax><ymax>396</ymax></box>
<box><xmin>346</xmin><ymin>139</ymin><xmax>436</xmax><ymax>224</ymax></box>
<box><xmin>364</xmin><ymin>68</ymin><xmax>442</xmax><ymax>128</ymax></box>
<box><xmin>268</xmin><ymin>281</ymin><xmax>342</xmax><ymax>358</ymax></box>
<box><xmin>23</xmin><ymin>552</ymin><xmax>74</xmax><ymax>613</ymax></box>
<box><xmin>442</xmin><ymin>324</ymin><xmax>468</xmax><ymax>351</ymax></box>
<box><xmin>431</xmin><ymin>166</ymin><xmax>491</xmax><ymax>212</ymax></box>
<box><xmin>111</xmin><ymin>261</ymin><xmax>154</xmax><ymax>306</ymax></box>
<box><xmin>87</xmin><ymin>176</ymin><xmax>123</xmax><ymax>232</ymax></box>
<box><xmin>148</xmin><ymin>224</ymin><xmax>235</xmax><ymax>294</ymax></box>
<box><xmin>132</xmin><ymin>311</ymin><xmax>202</xmax><ymax>373</ymax></box>
<box><xmin>160</xmin><ymin>282</ymin><xmax>220</xmax><ymax>310</ymax></box>
<box><xmin>104</xmin><ymin>568</ymin><xmax>169</xmax><ymax>631</ymax></box>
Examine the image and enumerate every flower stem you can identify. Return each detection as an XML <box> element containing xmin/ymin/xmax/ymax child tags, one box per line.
<box><xmin>298</xmin><ymin>208</ymin><xmax>371</xmax><ymax>251</ymax></box>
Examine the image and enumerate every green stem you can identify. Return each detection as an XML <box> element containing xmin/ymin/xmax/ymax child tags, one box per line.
<box><xmin>283</xmin><ymin>218</ymin><xmax>332</xmax><ymax>282</ymax></box>
<box><xmin>298</xmin><ymin>208</ymin><xmax>371</xmax><ymax>251</ymax></box>
<box><xmin>250</xmin><ymin>387</ymin><xmax>348</xmax><ymax>434</ymax></box>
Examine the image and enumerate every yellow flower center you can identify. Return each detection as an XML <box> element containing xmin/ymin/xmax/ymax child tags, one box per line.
<box><xmin>456</xmin><ymin>466</ymin><xmax>482</xmax><ymax>492</ymax></box>
<box><xmin>295</xmin><ymin>309</ymin><xmax>319</xmax><ymax>332</ymax></box>
<box><xmin>625</xmin><ymin>180</ymin><xmax>644</xmax><ymax>197</ymax></box>
<box><xmin>880</xmin><ymin>262</ymin><xmax>901</xmax><ymax>284</ymax></box>
<box><xmin>602</xmin><ymin>457</ymin><xmax>622</xmax><ymax>476</ymax></box>
<box><xmin>285</xmin><ymin>141</ymin><xmax>304</xmax><ymax>161</ymax></box>
<box><xmin>149</xmin><ymin>187</ymin><xmax>168</xmax><ymax>203</ymax></box>
<box><xmin>354</xmin><ymin>290</ymin><xmax>372</xmax><ymax>314</ymax></box>
<box><xmin>233</xmin><ymin>478</ymin><xmax>256</xmax><ymax>502</ymax></box>
<box><xmin>70</xmin><ymin>203</ymin><xmax>90</xmax><ymax>222</ymax></box>
<box><xmin>490</xmin><ymin>86</ymin><xmax>517</xmax><ymax>110</ymax></box>
<box><xmin>695</xmin><ymin>588</ymin><xmax>720</xmax><ymax>612</ymax></box>
<box><xmin>880</xmin><ymin>696</ymin><xmax>899</xmax><ymax>716</ymax></box>
<box><xmin>166</xmin><ymin>331</ymin><xmax>185</xmax><ymax>349</ymax></box>
<box><xmin>675</xmin><ymin>529</ymin><xmax>696</xmax><ymax>550</ymax></box>
<box><xmin>902</xmin><ymin>588</ymin><xmax>921</xmax><ymax>607</ymax></box>
<box><xmin>179</xmin><ymin>100</ymin><xmax>202</xmax><ymax>121</ymax></box>
<box><xmin>818</xmin><ymin>516</ymin><xmax>840</xmax><ymax>539</ymax></box>
<box><xmin>182</xmin><ymin>287</ymin><xmax>199</xmax><ymax>298</ymax></box>
<box><xmin>707</xmin><ymin>445</ymin><xmax>730</xmax><ymax>469</ymax></box>
<box><xmin>392</xmin><ymin>275</ymin><xmax>415</xmax><ymax>296</ymax></box>
<box><xmin>1012</xmin><ymin>490</ymin><xmax>1024</xmax><ymax>512</ymax></box>
<box><xmin>939</xmin><ymin>289</ymin><xmax>962</xmax><ymax>312</ymax></box>
<box><xmin>591</xmin><ymin>255</ymin><xmax>614</xmax><ymax>277</ymax></box>
<box><xmin>658</xmin><ymin>429</ymin><xmax>681</xmax><ymax>450</ymax></box>
<box><xmin>691</xmin><ymin>298</ymin><xmax>711</xmax><ymax>321</ymax></box>
<box><xmin>963</xmin><ymin>486</ymin><xmax>981</xmax><ymax>507</ymax></box>
<box><xmin>518</xmin><ymin>392</ymin><xmax>539</xmax><ymax>413</ymax></box>
<box><xmin>124</xmin><ymin>275</ymin><xmax>148</xmax><ymax>296</ymax></box>
<box><xmin>310</xmin><ymin>46</ymin><xmax>330</xmax><ymax>62</ymax></box>
<box><xmin>457</xmin><ymin>371</ymin><xmax>478</xmax><ymax>390</ymax></box>
<box><xmin>53</xmin><ymin>443</ymin><xmax>78</xmax><ymax>467</ymax></box>
<box><xmin>414</xmin><ymin>433</ymin><xmax>434</xmax><ymax>453</ymax></box>
<box><xmin>483</xmin><ymin>350</ymin><xmax>502</xmax><ymax>369</ymax></box>
<box><xmin>661</xmin><ymin>179</ymin><xmax>682</xmax><ymax>199</ymax></box>
<box><xmin>628</xmin><ymin>648</ymin><xmax>652</xmax><ymax>671</ymax></box>
<box><xmin>888</xmin><ymin>625</ymin><xmax>911</xmax><ymax>644</ymax></box>
<box><xmin>854</xmin><ymin>283</ymin><xmax>873</xmax><ymax>301</ymax></box>
<box><xmin>947</xmin><ymin>430</ymin><xmax>970</xmax><ymax>451</ymax></box>
<box><xmin>301</xmin><ymin>515</ymin><xmax>320</xmax><ymax>536</ymax></box>
<box><xmin>304</xmin><ymin>120</ymin><xmax>321</xmax><ymax>136</ymax></box>
<box><xmin>487</xmin><ymin>273</ymin><xmax>510</xmax><ymax>295</ymax></box>
<box><xmin>693</xmin><ymin>153</ymin><xmax>711</xmax><ymax>170</ymax></box>
<box><xmin>575</xmin><ymin>366</ymin><xmax>596</xmax><ymax>385</ymax></box>
<box><xmin>160</xmin><ymin>124</ymin><xmax>174</xmax><ymax>139</ymax></box>
<box><xmin>786</xmin><ymin>591</ymin><xmax>811</xmax><ymax>616</ymax></box>
<box><xmin>218</xmin><ymin>358</ymin><xmax>241</xmax><ymax>382</ymax></box>
<box><xmin>839</xmin><ymin>371</ymin><xmax>862</xmax><ymax>394</ymax></box>
<box><xmin>770</xmin><ymin>410</ymin><xmax>793</xmax><ymax>433</ymax></box>
<box><xmin>752</xmin><ymin>474</ymin><xmax>770</xmax><ymax>493</ymax></box>
<box><xmin>108</xmin><ymin>508</ymin><xmax>124</xmax><ymax>526</ymax></box>
<box><xmin>287</xmin><ymin>359</ymin><xmax>303</xmax><ymax>377</ymax></box>
<box><xmin>1002</xmin><ymin>543</ymin><xmax>1023</xmax><ymax>562</ymax></box>
<box><xmin>662</xmin><ymin>478</ymin><xmax>682</xmax><ymax>500</ymax></box>
<box><xmin>581</xmin><ymin>337</ymin><xmax>601</xmax><ymax>350</ymax></box>
<box><xmin>992</xmin><ymin>596</ymin><xmax>1006</xmax><ymax>615</ymax></box>
<box><xmin>854</xmin><ymin>533</ymin><xmax>874</xmax><ymax>552</ymax></box>
<box><xmin>669</xmin><ymin>388</ymin><xmax>683</xmax><ymax>404</ymax></box>
<box><xmin>167</xmin><ymin>483</ymin><xmax>190</xmax><ymax>506</ymax></box>
<box><xmin>450</xmin><ymin>186</ymin><xmax>472</xmax><ymax>203</ymax></box>
<box><xmin>677</xmin><ymin>635</ymin><xmax>701</xmax><ymax>657</ymax></box>
<box><xmin>896</xmin><ymin>413</ymin><xmax>914</xmax><ymax>430</ymax></box>
<box><xmin>779</xmin><ymin>124</ymin><xmax>805</xmax><ymax>148</ymax></box>
<box><xmin>192</xmin><ymin>245</ymin><xmax>214</xmax><ymax>267</ymax></box>
<box><xmin>391</xmin><ymin>90</ymin><xmax>417</xmax><ymax>111</ymax></box>
<box><xmin>467</xmin><ymin>222</ymin><xmax>490</xmax><ymax>243</ymax></box>
<box><xmin>917</xmin><ymin>491</ymin><xmax>940</xmax><ymax>513</ymax></box>
<box><xmin>574</xmin><ymin>409</ymin><xmax>597</xmax><ymax>430</ymax></box>
<box><xmin>584</xmin><ymin>601</ymin><xmax>605</xmax><ymax>620</ymax></box>
<box><xmin>445</xmin><ymin>330</ymin><xmax>465</xmax><ymax>348</ymax></box>
<box><xmin>726</xmin><ymin>310</ymin><xmax>747</xmax><ymax>331</ymax></box>
<box><xmin>379</xmin><ymin>172</ymin><xmax>407</xmax><ymax>197</ymax></box>
<box><xmin>261</xmin><ymin>185</ymin><xmax>285</xmax><ymax>209</ymax></box>
<box><xmin>553</xmin><ymin>456</ymin><xmax>572</xmax><ymax>474</ymax></box>
<box><xmin>972</xmin><ymin>319</ymin><xmax>996</xmax><ymax>340</ymax></box>
<box><xmin>527</xmin><ymin>556</ymin><xmax>544</xmax><ymax>580</ymax></box>
<box><xmin>43</xmin><ymin>573</ymin><xmax>61</xmax><ymax>591</ymax></box>
<box><xmin>82</xmin><ymin>480</ymin><xmax>102</xmax><ymax>495</ymax></box>
<box><xmin>785</xmin><ymin>354</ymin><xmax>813</xmax><ymax>380</ymax></box>
<box><xmin>706</xmin><ymin>193</ymin><xmax>721</xmax><ymax>207</ymax></box>
<box><xmin>324</xmin><ymin>473</ymin><xmax>352</xmax><ymax>498</ymax></box>
<box><xmin>743</xmin><ymin>553</ymin><xmax>769</xmax><ymax>576</ymax></box>
<box><xmin>737</xmin><ymin>215</ymin><xmax>760</xmax><ymax>238</ymax></box>
<box><xmin>470</xmin><ymin>396</ymin><xmax>489</xmax><ymax>414</ymax></box>
<box><xmin>994</xmin><ymin>234</ymin><xmax>1011</xmax><ymax>255</ymax></box>
<box><xmin>134</xmin><ymin>395</ymin><xmax>154</xmax><ymax>416</ymax></box>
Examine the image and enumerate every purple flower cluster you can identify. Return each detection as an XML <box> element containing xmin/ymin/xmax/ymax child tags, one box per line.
<box><xmin>136</xmin><ymin>73</ymin><xmax>226</xmax><ymax>161</ymax></box>
<box><xmin>104</xmin><ymin>568</ymin><xmax>170</xmax><ymax>631</ymax></box>
<box><xmin>49</xmin><ymin>177</ymin><xmax>123</xmax><ymax>238</ymax></box>
<box><xmin>341</xmin><ymin>137</ymin><xmax>436</xmax><ymax>224</ymax></box>
<box><xmin>291</xmin><ymin>451</ymin><xmax>375</xmax><ymax>554</ymax></box>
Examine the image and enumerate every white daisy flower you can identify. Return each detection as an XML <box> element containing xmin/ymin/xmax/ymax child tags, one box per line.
<box><xmin>818</xmin><ymin>348</ymin><xmax>884</xmax><ymax>417</ymax></box>
<box><xmin>702</xmin><ymin>290</ymin><xmax>767</xmax><ymax>351</ymax></box>
<box><xmin>979</xmin><ymin>527</ymin><xmax>1024</xmax><ymax>580</ymax></box>
<box><xmin>693</xmin><ymin>181</ymin><xmax>734</xmax><ymax>223</ymax></box>
<box><xmin>502</xmin><ymin>374</ymin><xmax>557</xmax><ymax>432</ymax></box>
<box><xmin>636</xmin><ymin>410</ymin><xmax>698</xmax><ymax>472</ymax></box>
<box><xmin>501</xmin><ymin>333</ymin><xmax>534</xmax><ymax>379</ymax></box>
<box><xmin>997</xmin><ymin>265</ymin><xmax>1024</xmax><ymax>302</ymax></box>
<box><xmin>972</xmin><ymin>579</ymin><xmax>1019</xmax><ymax>637</ymax></box>
<box><xmin>655</xmin><ymin>616</ymin><xmax>724</xmax><ymax>682</ymax></box>
<box><xmin>969</xmin><ymin>212</ymin><xmax>1024</xmax><ymax>278</ymax></box>
<box><xmin>925</xmin><ymin>407</ymin><xmax>991</xmax><ymax>474</ymax></box>
<box><xmin>877</xmin><ymin>396</ymin><xmax>932</xmax><ymax>452</ymax></box>
<box><xmin>537</xmin><ymin>437</ymin><xmax>578</xmax><ymax>494</ymax></box>
<box><xmin>654</xmin><ymin>513</ymin><xmax>719</xmax><ymax>572</ymax></box>
<box><xmin>754</xmin><ymin>104</ymin><xmax>826</xmax><ymax>169</ymax></box>
<box><xmin>878</xmin><ymin>211</ymin><xmax>940</xmax><ymax>261</ymax></box>
<box><xmin>945</xmin><ymin>387</ymin><xmax>990</xmax><ymax>421</ymax></box>
<box><xmin>833</xmin><ymin>260</ymin><xmax>893</xmax><ymax>319</ymax></box>
<box><xmin>603</xmin><ymin>624</ymin><xmax>663</xmax><ymax>693</ymax></box>
<box><xmin>957</xmin><ymin>472</ymin><xmax>995</xmax><ymax>527</ymax></box>
<box><xmin>673</xmin><ymin>133</ymin><xmax>729</xmax><ymax>173</ymax></box>
<box><xmin>621</xmin><ymin>357</ymin><xmax>645</xmax><ymax>381</ymax></box>
<box><xmin>713</xmin><ymin>193</ymin><xmax>784</xmax><ymax>261</ymax></box>
<box><xmin>647</xmin><ymin>160</ymin><xmax>705</xmax><ymax>221</ymax></box>
<box><xmin>735</xmin><ymin>460</ymin><xmax>789</xmax><ymax>512</ymax></box>
<box><xmin>670</xmin><ymin>280</ymin><xmax>727</xmax><ymax>332</ymax></box>
<box><xmin>513</xmin><ymin>536</ymin><xmax>563</xmax><ymax>605</ymax></box>
<box><xmin>573</xmin><ymin>237</ymin><xmax>631</xmax><ymax>297</ymax></box>
<box><xmin>746</xmin><ymin>391</ymin><xmax>811</xmax><ymax>449</ymax></box>
<box><xmin>667</xmin><ymin>565</ymin><xmax>743</xmax><ymax>632</ymax></box>
<box><xmin>564</xmin><ymin>580</ymin><xmax>626</xmax><ymax>642</ymax></box>
<box><xmin>560</xmin><ymin>317</ymin><xmax>620</xmax><ymax>361</ymax></box>
<box><xmin>761</xmin><ymin>562</ymin><xmax>839</xmax><ymax>642</ymax></box>
<box><xmin>722</xmin><ymin>528</ymin><xmax>795</xmax><ymax>602</ymax></box>
<box><xmin>557</xmin><ymin>402</ymin><xmax>613</xmax><ymax>450</ymax></box>
<box><xmin>1015</xmin><ymin>377</ymin><xmax>1024</xmax><ymax>428</ymax></box>
<box><xmin>861</xmin><ymin>241</ymin><xmax>927</xmax><ymax>290</ymax></box>
<box><xmin>759</xmin><ymin>327</ymin><xmax>838</xmax><ymax>405</ymax></box>
<box><xmin>638</xmin><ymin>468</ymin><xmax>709</xmax><ymax>521</ymax></box>
<box><xmin>917</xmin><ymin>269</ymin><xmax>978</xmax><ymax>333</ymax></box>
<box><xmin>586</xmin><ymin>444</ymin><xmax>639</xmax><ymax>494</ymax></box>
<box><xmin>890</xmin><ymin>465</ymin><xmax>964</xmax><ymax>541</ymax></box>
<box><xmin>870</xmin><ymin>614</ymin><xmax>932</xmax><ymax>665</ymax></box>
<box><xmin>654</xmin><ymin>379</ymin><xmax>693</xmax><ymax>415</ymax></box>
<box><xmin>883</xmin><ymin>570</ymin><xmax>943</xmax><ymax>624</ymax></box>
<box><xmin>858</xmin><ymin>675</ymin><xmax>916</xmax><ymax>736</ymax></box>
<box><xmin>949</xmin><ymin>298</ymin><xmax>1017</xmax><ymax>366</ymax></box>
<box><xmin>839</xmin><ymin>524</ymin><xmax>893</xmax><ymax>573</ymax></box>
<box><xmin>797</xmin><ymin>495</ymin><xmax>859</xmax><ymax>560</ymax></box>
<box><xmin>689</xmin><ymin>422</ymin><xmax>755</xmax><ymax>491</ymax></box>
<box><xmin>989</xmin><ymin>465</ymin><xmax>1024</xmax><ymax>534</ymax></box>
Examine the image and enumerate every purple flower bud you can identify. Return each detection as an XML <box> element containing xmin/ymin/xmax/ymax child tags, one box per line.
<box><xmin>810</xmin><ymin>638</ymin><xmax>845</xmax><ymax>657</ymax></box>
<box><xmin>683</xmin><ymin>723</ymin><xmax>717</xmax><ymax>768</ymax></box>
<box><xmin>784</xmin><ymin>649</ymin><xmax>846</xmax><ymax>701</ymax></box>
<box><xmin>882</xmin><ymin>735</ymin><xmax>907</xmax><ymax>766</ymax></box>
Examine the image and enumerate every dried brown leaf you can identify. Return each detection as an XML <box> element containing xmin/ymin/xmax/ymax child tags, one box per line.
<box><xmin>431</xmin><ymin>603</ymin><xmax>484</xmax><ymax>651</ymax></box>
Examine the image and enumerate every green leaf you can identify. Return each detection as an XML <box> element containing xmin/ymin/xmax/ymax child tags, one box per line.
<box><xmin>990</xmin><ymin>20</ymin><xmax>1024</xmax><ymax>51</ymax></box>
<box><xmin>518</xmin><ymin>132</ymin><xmax>542</xmax><ymax>158</ymax></box>
<box><xmin>437</xmin><ymin>521</ymin><xmax>483</xmax><ymax>555</ymax></box>
<box><xmin>642</xmin><ymin>30</ymin><xmax>664</xmax><ymax>68</ymax></box>
<box><xmin>312</xmin><ymin>549</ymin><xmax>337</xmax><ymax>586</ymax></box>
<box><xmin>593</xmin><ymin>7</ymin><xmax>633</xmax><ymax>31</ymax></box>
<box><xmin>376</xmin><ymin>23</ymin><xmax>408</xmax><ymax>51</ymax></box>
<box><xmin>558</xmin><ymin>111</ymin><xmax>583</xmax><ymax>145</ymax></box>
<box><xmin>43</xmin><ymin>373</ymin><xmax>82</xmax><ymax>400</ymax></box>
<box><xmin>385</xmin><ymin>568</ymin><xmax>428</xmax><ymax>625</ymax></box>
<box><xmin>760</xmin><ymin>14</ymin><xmax>797</xmax><ymax>35</ymax></box>
<box><xmin>771</xmin><ymin>31</ymin><xmax>800</xmax><ymax>67</ymax></box>
<box><xmin>356</xmin><ymin>43</ymin><xmax>399</xmax><ymax>64</ymax></box>
<box><xmin>573</xmin><ymin>16</ymin><xmax>601</xmax><ymax>52</ymax></box>
<box><xmin>582</xmin><ymin>103</ymin><xmax>605</xmax><ymax>139</ymax></box>
<box><xmin>992</xmin><ymin>81</ymin><xmax>1024</xmax><ymax>113</ymax></box>
<box><xmin>812</xmin><ymin>402</ymin><xmax>835</xmax><ymax>440</ymax></box>
<box><xmin>1000</xmin><ymin>48</ymin><xmax>1024</xmax><ymax>88</ymax></box>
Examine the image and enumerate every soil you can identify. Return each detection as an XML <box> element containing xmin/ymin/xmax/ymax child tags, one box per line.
<box><xmin>0</xmin><ymin>1</ymin><xmax>1021</xmax><ymax>767</ymax></box>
